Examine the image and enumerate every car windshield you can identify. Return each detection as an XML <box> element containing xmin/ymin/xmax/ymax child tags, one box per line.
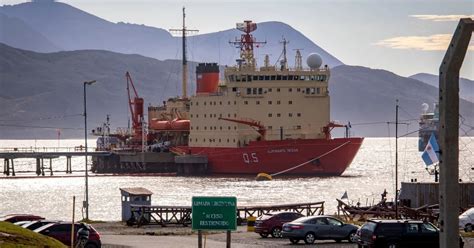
<box><xmin>461</xmin><ymin>208</ymin><xmax>474</xmax><ymax>216</ymax></box>
<box><xmin>361</xmin><ymin>222</ymin><xmax>377</xmax><ymax>232</ymax></box>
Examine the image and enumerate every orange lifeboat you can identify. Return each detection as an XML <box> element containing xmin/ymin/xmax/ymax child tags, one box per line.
<box><xmin>150</xmin><ymin>118</ymin><xmax>190</xmax><ymax>131</ymax></box>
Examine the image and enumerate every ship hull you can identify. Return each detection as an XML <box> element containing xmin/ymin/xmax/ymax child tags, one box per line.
<box><xmin>187</xmin><ymin>137</ymin><xmax>363</xmax><ymax>176</ymax></box>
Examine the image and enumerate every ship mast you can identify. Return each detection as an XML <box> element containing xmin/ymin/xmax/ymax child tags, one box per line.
<box><xmin>230</xmin><ymin>20</ymin><xmax>266</xmax><ymax>70</ymax></box>
<box><xmin>279</xmin><ymin>37</ymin><xmax>289</xmax><ymax>70</ymax></box>
<box><xmin>169</xmin><ymin>7</ymin><xmax>198</xmax><ymax>99</ymax></box>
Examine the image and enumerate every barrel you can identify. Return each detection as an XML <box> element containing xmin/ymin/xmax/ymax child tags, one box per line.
<box><xmin>247</xmin><ymin>216</ymin><xmax>257</xmax><ymax>232</ymax></box>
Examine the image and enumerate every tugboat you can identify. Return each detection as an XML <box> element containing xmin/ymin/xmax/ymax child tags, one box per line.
<box><xmin>93</xmin><ymin>17</ymin><xmax>364</xmax><ymax>176</ymax></box>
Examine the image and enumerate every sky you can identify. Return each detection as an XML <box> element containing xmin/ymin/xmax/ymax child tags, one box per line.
<box><xmin>3</xmin><ymin>0</ymin><xmax>474</xmax><ymax>79</ymax></box>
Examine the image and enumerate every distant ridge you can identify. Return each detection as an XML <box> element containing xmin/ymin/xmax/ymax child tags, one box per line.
<box><xmin>0</xmin><ymin>1</ymin><xmax>343</xmax><ymax>67</ymax></box>
<box><xmin>1</xmin><ymin>44</ymin><xmax>473</xmax><ymax>138</ymax></box>
<box><xmin>409</xmin><ymin>73</ymin><xmax>474</xmax><ymax>103</ymax></box>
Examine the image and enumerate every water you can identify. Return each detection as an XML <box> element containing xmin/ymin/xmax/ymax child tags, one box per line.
<box><xmin>1</xmin><ymin>137</ymin><xmax>473</xmax><ymax>221</ymax></box>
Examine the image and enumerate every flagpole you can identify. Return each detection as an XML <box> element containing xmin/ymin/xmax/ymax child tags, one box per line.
<box><xmin>395</xmin><ymin>99</ymin><xmax>399</xmax><ymax>219</ymax></box>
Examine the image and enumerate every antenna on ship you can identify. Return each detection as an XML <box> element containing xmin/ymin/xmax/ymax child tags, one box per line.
<box><xmin>169</xmin><ymin>7</ymin><xmax>199</xmax><ymax>99</ymax></box>
<box><xmin>279</xmin><ymin>37</ymin><xmax>289</xmax><ymax>70</ymax></box>
<box><xmin>294</xmin><ymin>48</ymin><xmax>304</xmax><ymax>71</ymax></box>
<box><xmin>230</xmin><ymin>20</ymin><xmax>266</xmax><ymax>70</ymax></box>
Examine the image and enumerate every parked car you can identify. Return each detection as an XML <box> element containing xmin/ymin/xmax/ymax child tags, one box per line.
<box><xmin>357</xmin><ymin>219</ymin><xmax>464</xmax><ymax>248</ymax></box>
<box><xmin>459</xmin><ymin>207</ymin><xmax>474</xmax><ymax>232</ymax></box>
<box><xmin>281</xmin><ymin>215</ymin><xmax>358</xmax><ymax>244</ymax></box>
<box><xmin>22</xmin><ymin>220</ymin><xmax>59</xmax><ymax>230</ymax></box>
<box><xmin>254</xmin><ymin>211</ymin><xmax>304</xmax><ymax>238</ymax></box>
<box><xmin>34</xmin><ymin>222</ymin><xmax>101</xmax><ymax>248</ymax></box>
<box><xmin>0</xmin><ymin>214</ymin><xmax>44</xmax><ymax>223</ymax></box>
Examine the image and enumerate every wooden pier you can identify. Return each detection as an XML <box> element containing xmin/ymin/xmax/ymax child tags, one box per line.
<box><xmin>0</xmin><ymin>147</ymin><xmax>110</xmax><ymax>176</ymax></box>
<box><xmin>128</xmin><ymin>201</ymin><xmax>325</xmax><ymax>227</ymax></box>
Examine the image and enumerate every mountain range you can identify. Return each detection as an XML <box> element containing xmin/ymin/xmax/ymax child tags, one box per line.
<box><xmin>410</xmin><ymin>73</ymin><xmax>474</xmax><ymax>103</ymax></box>
<box><xmin>0</xmin><ymin>1</ymin><xmax>342</xmax><ymax>67</ymax></box>
<box><xmin>0</xmin><ymin>1</ymin><xmax>472</xmax><ymax>138</ymax></box>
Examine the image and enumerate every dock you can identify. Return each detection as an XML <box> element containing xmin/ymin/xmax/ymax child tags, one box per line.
<box><xmin>128</xmin><ymin>201</ymin><xmax>325</xmax><ymax>227</ymax></box>
<box><xmin>0</xmin><ymin>147</ymin><xmax>110</xmax><ymax>176</ymax></box>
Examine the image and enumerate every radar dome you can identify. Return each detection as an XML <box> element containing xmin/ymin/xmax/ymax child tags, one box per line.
<box><xmin>306</xmin><ymin>53</ymin><xmax>323</xmax><ymax>69</ymax></box>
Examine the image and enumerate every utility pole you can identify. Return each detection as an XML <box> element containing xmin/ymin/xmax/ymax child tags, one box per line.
<box><xmin>169</xmin><ymin>7</ymin><xmax>198</xmax><ymax>99</ymax></box>
<box><xmin>395</xmin><ymin>99</ymin><xmax>399</xmax><ymax>219</ymax></box>
<box><xmin>439</xmin><ymin>18</ymin><xmax>473</xmax><ymax>248</ymax></box>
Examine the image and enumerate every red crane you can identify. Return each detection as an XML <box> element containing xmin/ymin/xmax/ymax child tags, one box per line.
<box><xmin>218</xmin><ymin>117</ymin><xmax>266</xmax><ymax>140</ymax></box>
<box><xmin>125</xmin><ymin>72</ymin><xmax>144</xmax><ymax>140</ymax></box>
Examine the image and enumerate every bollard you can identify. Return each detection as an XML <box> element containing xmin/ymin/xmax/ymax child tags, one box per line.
<box><xmin>247</xmin><ymin>216</ymin><xmax>256</xmax><ymax>232</ymax></box>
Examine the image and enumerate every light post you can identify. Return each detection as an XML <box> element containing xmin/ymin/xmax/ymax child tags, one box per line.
<box><xmin>83</xmin><ymin>80</ymin><xmax>96</xmax><ymax>220</ymax></box>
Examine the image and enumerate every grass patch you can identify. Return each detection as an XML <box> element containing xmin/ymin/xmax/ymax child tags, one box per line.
<box><xmin>0</xmin><ymin>221</ymin><xmax>66</xmax><ymax>248</ymax></box>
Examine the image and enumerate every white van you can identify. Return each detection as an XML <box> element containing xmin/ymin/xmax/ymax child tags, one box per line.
<box><xmin>459</xmin><ymin>207</ymin><xmax>474</xmax><ymax>232</ymax></box>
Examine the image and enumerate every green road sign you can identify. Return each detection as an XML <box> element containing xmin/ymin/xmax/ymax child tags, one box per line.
<box><xmin>192</xmin><ymin>196</ymin><xmax>237</xmax><ymax>230</ymax></box>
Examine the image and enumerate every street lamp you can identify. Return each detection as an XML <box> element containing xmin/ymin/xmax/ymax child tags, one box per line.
<box><xmin>83</xmin><ymin>80</ymin><xmax>96</xmax><ymax>220</ymax></box>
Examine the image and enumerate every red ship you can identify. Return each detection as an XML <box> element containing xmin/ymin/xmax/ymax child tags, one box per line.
<box><xmin>93</xmin><ymin>15</ymin><xmax>363</xmax><ymax>177</ymax></box>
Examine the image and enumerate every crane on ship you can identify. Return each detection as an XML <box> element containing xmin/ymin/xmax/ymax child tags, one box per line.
<box><xmin>125</xmin><ymin>71</ymin><xmax>144</xmax><ymax>144</ymax></box>
<box><xmin>218</xmin><ymin>117</ymin><xmax>266</xmax><ymax>140</ymax></box>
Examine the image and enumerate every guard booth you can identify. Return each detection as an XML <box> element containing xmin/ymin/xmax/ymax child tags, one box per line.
<box><xmin>120</xmin><ymin>187</ymin><xmax>153</xmax><ymax>222</ymax></box>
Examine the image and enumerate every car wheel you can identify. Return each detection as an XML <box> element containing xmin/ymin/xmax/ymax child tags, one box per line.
<box><xmin>259</xmin><ymin>233</ymin><xmax>269</xmax><ymax>238</ymax></box>
<box><xmin>465</xmin><ymin>224</ymin><xmax>473</xmax><ymax>232</ymax></box>
<box><xmin>387</xmin><ymin>242</ymin><xmax>398</xmax><ymax>248</ymax></box>
<box><xmin>304</xmin><ymin>232</ymin><xmax>316</xmax><ymax>244</ymax></box>
<box><xmin>289</xmin><ymin>238</ymin><xmax>299</xmax><ymax>244</ymax></box>
<box><xmin>348</xmin><ymin>231</ymin><xmax>357</xmax><ymax>243</ymax></box>
<box><xmin>271</xmin><ymin>227</ymin><xmax>282</xmax><ymax>238</ymax></box>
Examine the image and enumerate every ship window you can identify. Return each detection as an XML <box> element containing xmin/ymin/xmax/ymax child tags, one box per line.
<box><xmin>268</xmin><ymin>88</ymin><xmax>272</xmax><ymax>92</ymax></box>
<box><xmin>277</xmin><ymin>88</ymin><xmax>280</xmax><ymax>92</ymax></box>
<box><xmin>296</xmin><ymin>125</ymin><xmax>301</xmax><ymax>129</ymax></box>
<box><xmin>204</xmin><ymin>101</ymin><xmax>207</xmax><ymax>106</ymax></box>
<box><xmin>227</xmin><ymin>139</ymin><xmax>230</xmax><ymax>142</ymax></box>
<box><xmin>265</xmin><ymin>75</ymin><xmax>270</xmax><ymax>80</ymax></box>
<box><xmin>191</xmin><ymin>126</ymin><xmax>193</xmax><ymax>130</ymax></box>
<box><xmin>203</xmin><ymin>138</ymin><xmax>206</xmax><ymax>142</ymax></box>
<box><xmin>311</xmin><ymin>75</ymin><xmax>316</xmax><ymax>81</ymax></box>
<box><xmin>253</xmin><ymin>75</ymin><xmax>258</xmax><ymax>80</ymax></box>
<box><xmin>196</xmin><ymin>126</ymin><xmax>199</xmax><ymax>130</ymax></box>
<box><xmin>233</xmin><ymin>139</ymin><xmax>236</xmax><ymax>142</ymax></box>
<box><xmin>268</xmin><ymin>126</ymin><xmax>272</xmax><ymax>130</ymax></box>
<box><xmin>305</xmin><ymin>88</ymin><xmax>310</xmax><ymax>94</ymax></box>
<box><xmin>256</xmin><ymin>101</ymin><xmax>260</xmax><ymax>105</ymax></box>
<box><xmin>219</xmin><ymin>101</ymin><xmax>222</xmax><ymax>105</ymax></box>
<box><xmin>316</xmin><ymin>87</ymin><xmax>320</xmax><ymax>94</ymax></box>
<box><xmin>321</xmin><ymin>75</ymin><xmax>326</xmax><ymax>81</ymax></box>
<box><xmin>228</xmin><ymin>101</ymin><xmax>231</xmax><ymax>105</ymax></box>
<box><xmin>268</xmin><ymin>101</ymin><xmax>272</xmax><ymax>105</ymax></box>
<box><xmin>282</xmin><ymin>75</ymin><xmax>288</xmax><ymax>80</ymax></box>
<box><xmin>247</xmin><ymin>88</ymin><xmax>251</xmax><ymax>94</ymax></box>
<box><xmin>234</xmin><ymin>113</ymin><xmax>237</xmax><ymax>117</ymax></box>
<box><xmin>220</xmin><ymin>126</ymin><xmax>222</xmax><ymax>130</ymax></box>
<box><xmin>297</xmin><ymin>88</ymin><xmax>301</xmax><ymax>92</ymax></box>
<box><xmin>244</xmin><ymin>101</ymin><xmax>248</xmax><ymax>105</ymax></box>
<box><xmin>276</xmin><ymin>75</ymin><xmax>282</xmax><ymax>80</ymax></box>
<box><xmin>289</xmin><ymin>101</ymin><xmax>293</xmax><ymax>104</ymax></box>
<box><xmin>235</xmin><ymin>75</ymin><xmax>241</xmax><ymax>82</ymax></box>
<box><xmin>271</xmin><ymin>75</ymin><xmax>276</xmax><ymax>80</ymax></box>
<box><xmin>288</xmin><ymin>88</ymin><xmax>292</xmax><ymax>92</ymax></box>
<box><xmin>277</xmin><ymin>101</ymin><xmax>281</xmax><ymax>105</ymax></box>
<box><xmin>234</xmin><ymin>126</ymin><xmax>237</xmax><ymax>130</ymax></box>
<box><xmin>268</xmin><ymin>113</ymin><xmax>272</xmax><ymax>117</ymax></box>
<box><xmin>247</xmin><ymin>75</ymin><xmax>252</xmax><ymax>82</ymax></box>
<box><xmin>196</xmin><ymin>138</ymin><xmax>198</xmax><ymax>142</ymax></box>
<box><xmin>259</xmin><ymin>75</ymin><xmax>264</xmax><ymax>80</ymax></box>
<box><xmin>232</xmin><ymin>87</ymin><xmax>237</xmax><ymax>92</ymax></box>
<box><xmin>204</xmin><ymin>114</ymin><xmax>207</xmax><ymax>118</ymax></box>
<box><xmin>277</xmin><ymin>113</ymin><xmax>281</xmax><ymax>117</ymax></box>
<box><xmin>219</xmin><ymin>139</ymin><xmax>221</xmax><ymax>142</ymax></box>
<box><xmin>190</xmin><ymin>114</ymin><xmax>193</xmax><ymax>118</ymax></box>
<box><xmin>204</xmin><ymin>126</ymin><xmax>207</xmax><ymax>130</ymax></box>
<box><xmin>289</xmin><ymin>113</ymin><xmax>293</xmax><ymax>117</ymax></box>
<box><xmin>190</xmin><ymin>102</ymin><xmax>193</xmax><ymax>106</ymax></box>
<box><xmin>258</xmin><ymin>88</ymin><xmax>263</xmax><ymax>94</ymax></box>
<box><xmin>234</xmin><ymin>101</ymin><xmax>237</xmax><ymax>105</ymax></box>
<box><xmin>196</xmin><ymin>102</ymin><xmax>199</xmax><ymax>106</ymax></box>
<box><xmin>297</xmin><ymin>113</ymin><xmax>301</xmax><ymax>117</ymax></box>
<box><xmin>219</xmin><ymin>114</ymin><xmax>222</xmax><ymax>118</ymax></box>
<box><xmin>294</xmin><ymin>75</ymin><xmax>299</xmax><ymax>80</ymax></box>
<box><xmin>241</xmin><ymin>75</ymin><xmax>246</xmax><ymax>82</ymax></box>
<box><xmin>311</xmin><ymin>88</ymin><xmax>316</xmax><ymax>94</ymax></box>
<box><xmin>228</xmin><ymin>113</ymin><xmax>231</xmax><ymax>117</ymax></box>
<box><xmin>228</xmin><ymin>126</ymin><xmax>231</xmax><ymax>130</ymax></box>
<box><xmin>252</xmin><ymin>88</ymin><xmax>257</xmax><ymax>94</ymax></box>
<box><xmin>289</xmin><ymin>75</ymin><xmax>294</xmax><ymax>80</ymax></box>
<box><xmin>196</xmin><ymin>114</ymin><xmax>199</xmax><ymax>118</ymax></box>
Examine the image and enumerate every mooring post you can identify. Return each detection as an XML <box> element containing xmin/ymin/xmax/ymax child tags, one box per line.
<box><xmin>439</xmin><ymin>18</ymin><xmax>473</xmax><ymax>248</ymax></box>
<box><xmin>41</xmin><ymin>157</ymin><xmax>45</xmax><ymax>176</ymax></box>
<box><xmin>11</xmin><ymin>159</ymin><xmax>15</xmax><ymax>176</ymax></box>
<box><xmin>3</xmin><ymin>159</ymin><xmax>7</xmax><ymax>175</ymax></box>
<box><xmin>36</xmin><ymin>158</ymin><xmax>41</xmax><ymax>175</ymax></box>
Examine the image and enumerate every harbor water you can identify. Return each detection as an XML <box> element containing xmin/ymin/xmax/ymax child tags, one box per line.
<box><xmin>1</xmin><ymin>137</ymin><xmax>473</xmax><ymax>221</ymax></box>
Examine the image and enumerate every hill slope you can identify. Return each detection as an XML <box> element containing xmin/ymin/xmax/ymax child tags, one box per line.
<box><xmin>410</xmin><ymin>73</ymin><xmax>474</xmax><ymax>103</ymax></box>
<box><xmin>1</xmin><ymin>44</ymin><xmax>473</xmax><ymax>138</ymax></box>
<box><xmin>0</xmin><ymin>1</ymin><xmax>342</xmax><ymax>67</ymax></box>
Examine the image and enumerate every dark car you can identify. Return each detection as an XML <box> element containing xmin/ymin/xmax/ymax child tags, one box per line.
<box><xmin>0</xmin><ymin>214</ymin><xmax>44</xmax><ymax>223</ymax></box>
<box><xmin>34</xmin><ymin>222</ymin><xmax>101</xmax><ymax>248</ymax></box>
<box><xmin>254</xmin><ymin>211</ymin><xmax>304</xmax><ymax>238</ymax></box>
<box><xmin>282</xmin><ymin>215</ymin><xmax>358</xmax><ymax>244</ymax></box>
<box><xmin>357</xmin><ymin>219</ymin><xmax>464</xmax><ymax>248</ymax></box>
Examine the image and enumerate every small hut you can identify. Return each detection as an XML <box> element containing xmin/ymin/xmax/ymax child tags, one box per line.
<box><xmin>120</xmin><ymin>187</ymin><xmax>153</xmax><ymax>222</ymax></box>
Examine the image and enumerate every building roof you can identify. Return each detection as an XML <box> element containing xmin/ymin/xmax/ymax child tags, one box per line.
<box><xmin>120</xmin><ymin>187</ymin><xmax>153</xmax><ymax>196</ymax></box>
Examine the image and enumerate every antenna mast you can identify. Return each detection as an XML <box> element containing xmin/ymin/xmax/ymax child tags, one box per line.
<box><xmin>230</xmin><ymin>20</ymin><xmax>266</xmax><ymax>70</ymax></box>
<box><xmin>279</xmin><ymin>37</ymin><xmax>289</xmax><ymax>70</ymax></box>
<box><xmin>294</xmin><ymin>49</ymin><xmax>303</xmax><ymax>71</ymax></box>
<box><xmin>169</xmin><ymin>7</ymin><xmax>198</xmax><ymax>99</ymax></box>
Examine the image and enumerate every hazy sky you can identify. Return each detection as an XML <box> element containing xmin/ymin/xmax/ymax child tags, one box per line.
<box><xmin>3</xmin><ymin>0</ymin><xmax>474</xmax><ymax>78</ymax></box>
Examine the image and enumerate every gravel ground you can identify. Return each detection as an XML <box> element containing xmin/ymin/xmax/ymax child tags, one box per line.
<box><xmin>94</xmin><ymin>222</ymin><xmax>474</xmax><ymax>248</ymax></box>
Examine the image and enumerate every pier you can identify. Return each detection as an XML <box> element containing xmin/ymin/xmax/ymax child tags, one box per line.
<box><xmin>128</xmin><ymin>201</ymin><xmax>325</xmax><ymax>227</ymax></box>
<box><xmin>0</xmin><ymin>147</ymin><xmax>110</xmax><ymax>176</ymax></box>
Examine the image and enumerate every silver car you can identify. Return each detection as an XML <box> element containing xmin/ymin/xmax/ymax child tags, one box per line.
<box><xmin>281</xmin><ymin>215</ymin><xmax>358</xmax><ymax>244</ymax></box>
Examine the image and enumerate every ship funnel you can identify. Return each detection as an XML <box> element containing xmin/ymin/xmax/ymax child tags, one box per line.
<box><xmin>196</xmin><ymin>63</ymin><xmax>219</xmax><ymax>94</ymax></box>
